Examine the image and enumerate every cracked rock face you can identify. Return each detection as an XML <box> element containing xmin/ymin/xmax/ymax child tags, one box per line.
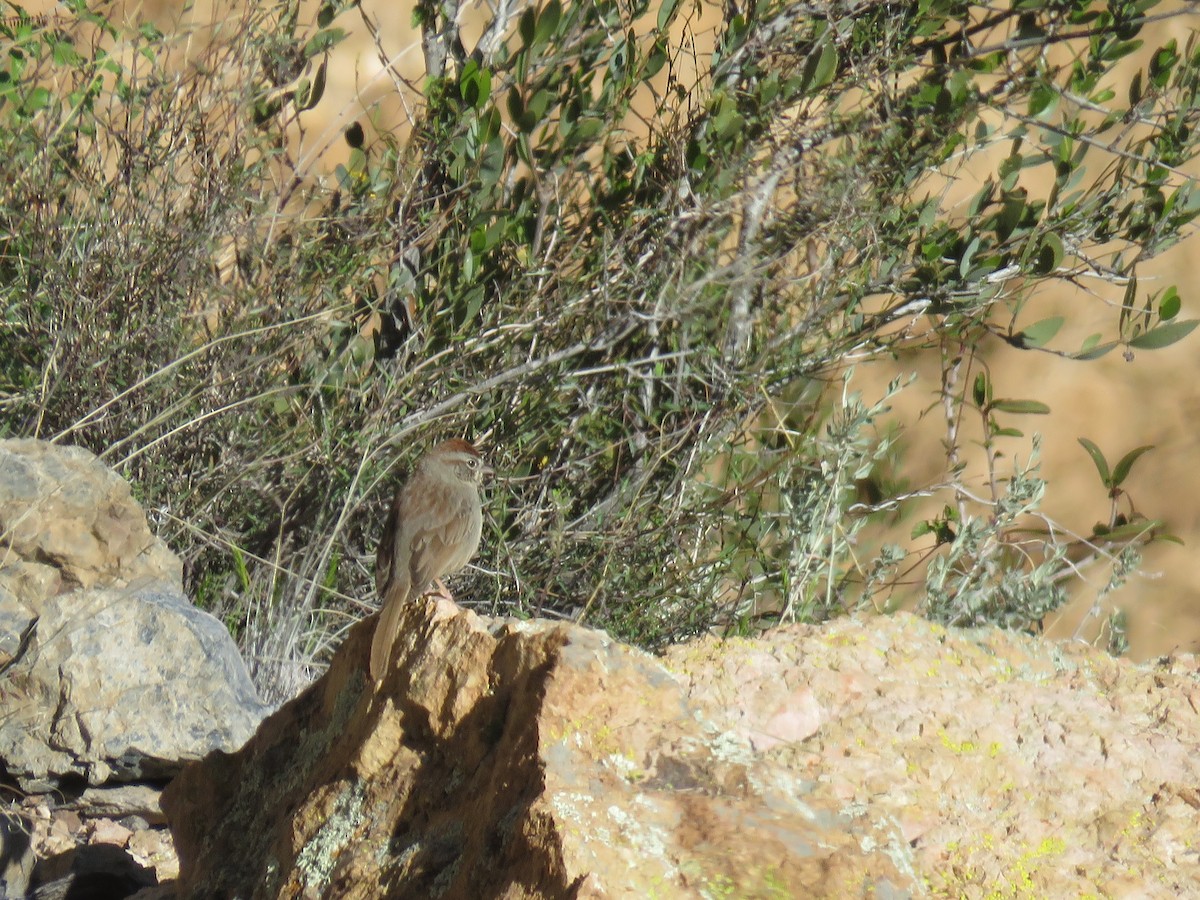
<box><xmin>0</xmin><ymin>439</ymin><xmax>268</xmax><ymax>792</ymax></box>
<box><xmin>163</xmin><ymin>598</ymin><xmax>915</xmax><ymax>898</ymax></box>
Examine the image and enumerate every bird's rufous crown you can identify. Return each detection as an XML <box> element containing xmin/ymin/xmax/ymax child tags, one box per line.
<box><xmin>437</xmin><ymin>438</ymin><xmax>481</xmax><ymax>457</ymax></box>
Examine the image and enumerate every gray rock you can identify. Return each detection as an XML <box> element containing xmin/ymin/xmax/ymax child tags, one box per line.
<box><xmin>0</xmin><ymin>439</ymin><xmax>269</xmax><ymax>792</ymax></box>
<box><xmin>61</xmin><ymin>785</ymin><xmax>166</xmax><ymax>825</ymax></box>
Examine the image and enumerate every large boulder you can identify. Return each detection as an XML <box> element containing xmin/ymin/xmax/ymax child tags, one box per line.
<box><xmin>164</xmin><ymin>602</ymin><xmax>1200</xmax><ymax>897</ymax></box>
<box><xmin>0</xmin><ymin>438</ymin><xmax>269</xmax><ymax>792</ymax></box>
<box><xmin>163</xmin><ymin>598</ymin><xmax>919</xmax><ymax>898</ymax></box>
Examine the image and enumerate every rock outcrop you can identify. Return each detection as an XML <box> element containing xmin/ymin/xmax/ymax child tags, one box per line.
<box><xmin>0</xmin><ymin>438</ymin><xmax>270</xmax><ymax>895</ymax></box>
<box><xmin>9</xmin><ymin>437</ymin><xmax>1200</xmax><ymax>897</ymax></box>
<box><xmin>671</xmin><ymin>615</ymin><xmax>1200</xmax><ymax>896</ymax></box>
<box><xmin>0</xmin><ymin>439</ymin><xmax>269</xmax><ymax>792</ymax></box>
<box><xmin>164</xmin><ymin>598</ymin><xmax>916</xmax><ymax>898</ymax></box>
<box><xmin>0</xmin><ymin>438</ymin><xmax>179</xmax><ymax>593</ymax></box>
<box><xmin>165</xmin><ymin>602</ymin><xmax>1200</xmax><ymax>898</ymax></box>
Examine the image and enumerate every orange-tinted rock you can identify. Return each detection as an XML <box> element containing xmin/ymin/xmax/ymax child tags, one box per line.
<box><xmin>163</xmin><ymin>599</ymin><xmax>915</xmax><ymax>898</ymax></box>
<box><xmin>165</xmin><ymin>605</ymin><xmax>1200</xmax><ymax>897</ymax></box>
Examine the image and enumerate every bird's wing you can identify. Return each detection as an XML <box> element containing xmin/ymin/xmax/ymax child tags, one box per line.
<box><xmin>375</xmin><ymin>488</ymin><xmax>402</xmax><ymax>599</ymax></box>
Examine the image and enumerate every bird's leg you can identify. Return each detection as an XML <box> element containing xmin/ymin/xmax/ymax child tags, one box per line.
<box><xmin>416</xmin><ymin>578</ymin><xmax>455</xmax><ymax>603</ymax></box>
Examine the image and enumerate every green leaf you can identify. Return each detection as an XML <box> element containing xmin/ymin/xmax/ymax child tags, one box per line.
<box><xmin>534</xmin><ymin>0</ymin><xmax>562</xmax><ymax>47</ymax></box>
<box><xmin>645</xmin><ymin>39</ymin><xmax>667</xmax><ymax>78</ymax></box>
<box><xmin>507</xmin><ymin>86</ymin><xmax>525</xmax><ymax>123</ymax></box>
<box><xmin>1128</xmin><ymin>69</ymin><xmax>1142</xmax><ymax>107</ymax></box>
<box><xmin>1103</xmin><ymin>39</ymin><xmax>1143</xmax><ymax>63</ymax></box>
<box><xmin>298</xmin><ymin>60</ymin><xmax>326</xmax><ymax>110</ymax></box>
<box><xmin>1029</xmin><ymin>83</ymin><xmax>1057</xmax><ymax>118</ymax></box>
<box><xmin>1096</xmin><ymin>518</ymin><xmax>1162</xmax><ymax>542</ymax></box>
<box><xmin>991</xmin><ymin>426</ymin><xmax>1024</xmax><ymax>438</ymax></box>
<box><xmin>995</xmin><ymin>189</ymin><xmax>1027</xmax><ymax>239</ymax></box>
<box><xmin>989</xmin><ymin>399</ymin><xmax>1050</xmax><ymax>415</ymax></box>
<box><xmin>1158</xmin><ymin>286</ymin><xmax>1181</xmax><ymax>321</ymax></box>
<box><xmin>51</xmin><ymin>39</ymin><xmax>83</xmax><ymax>67</ymax></box>
<box><xmin>23</xmin><ymin>85</ymin><xmax>51</xmax><ymax>112</ymax></box>
<box><xmin>1078</xmin><ymin>437</ymin><xmax>1110</xmax><ymax>485</ymax></box>
<box><xmin>1149</xmin><ymin>40</ymin><xmax>1179</xmax><ymax>87</ymax></box>
<box><xmin>1071</xmin><ymin>340</ymin><xmax>1118</xmax><ymax>360</ymax></box>
<box><xmin>709</xmin><ymin>91</ymin><xmax>743</xmax><ymax>140</ymax></box>
<box><xmin>1127</xmin><ymin>319</ymin><xmax>1198</xmax><ymax>350</ymax></box>
<box><xmin>304</xmin><ymin>27</ymin><xmax>345</xmax><ymax>58</ymax></box>
<box><xmin>527</xmin><ymin>88</ymin><xmax>552</xmax><ymax>121</ymax></box>
<box><xmin>1018</xmin><ymin>316</ymin><xmax>1063</xmax><ymax>348</ymax></box>
<box><xmin>958</xmin><ymin>235</ymin><xmax>981</xmax><ymax>277</ymax></box>
<box><xmin>972</xmin><ymin>372</ymin><xmax>987</xmax><ymax>408</ymax></box>
<box><xmin>999</xmin><ymin>153</ymin><xmax>1022</xmax><ymax>189</ymax></box>
<box><xmin>232</xmin><ymin>546</ymin><xmax>250</xmax><ymax>592</ymax></box>
<box><xmin>1016</xmin><ymin>12</ymin><xmax>1044</xmax><ymax>41</ymax></box>
<box><xmin>802</xmin><ymin>38</ymin><xmax>837</xmax><ymax>92</ymax></box>
<box><xmin>518</xmin><ymin>7</ymin><xmax>535</xmax><ymax>45</ymax></box>
<box><xmin>470</xmin><ymin>67</ymin><xmax>492</xmax><ymax>108</ymax></box>
<box><xmin>657</xmin><ymin>0</ymin><xmax>680</xmax><ymax>30</ymax></box>
<box><xmin>1111</xmin><ymin>445</ymin><xmax>1154</xmax><ymax>487</ymax></box>
<box><xmin>968</xmin><ymin>178</ymin><xmax>995</xmax><ymax>217</ymax></box>
<box><xmin>1032</xmin><ymin>232</ymin><xmax>1063</xmax><ymax>275</ymax></box>
<box><xmin>1120</xmin><ymin>276</ymin><xmax>1138</xmax><ymax>333</ymax></box>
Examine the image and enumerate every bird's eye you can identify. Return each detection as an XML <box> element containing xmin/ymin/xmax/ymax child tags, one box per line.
<box><xmin>467</xmin><ymin>458</ymin><xmax>479</xmax><ymax>469</ymax></box>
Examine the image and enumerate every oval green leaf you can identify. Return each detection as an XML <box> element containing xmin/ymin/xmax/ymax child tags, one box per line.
<box><xmin>1158</xmin><ymin>286</ymin><xmax>1181</xmax><ymax>321</ymax></box>
<box><xmin>989</xmin><ymin>399</ymin><xmax>1051</xmax><ymax>415</ymax></box>
<box><xmin>1072</xmin><ymin>340</ymin><xmax>1118</xmax><ymax>360</ymax></box>
<box><xmin>657</xmin><ymin>0</ymin><xmax>680</xmax><ymax>30</ymax></box>
<box><xmin>802</xmin><ymin>39</ymin><xmax>837</xmax><ymax>92</ymax></box>
<box><xmin>1077</xmin><ymin>437</ymin><xmax>1110</xmax><ymax>485</ymax></box>
<box><xmin>1127</xmin><ymin>319</ymin><xmax>1199</xmax><ymax>350</ymax></box>
<box><xmin>299</xmin><ymin>60</ymin><xmax>326</xmax><ymax>110</ymax></box>
<box><xmin>1032</xmin><ymin>232</ymin><xmax>1063</xmax><ymax>275</ymax></box>
<box><xmin>1111</xmin><ymin>445</ymin><xmax>1154</xmax><ymax>487</ymax></box>
<box><xmin>1018</xmin><ymin>316</ymin><xmax>1064</xmax><ymax>348</ymax></box>
<box><xmin>1096</xmin><ymin>518</ymin><xmax>1162</xmax><ymax>542</ymax></box>
<box><xmin>535</xmin><ymin>0</ymin><xmax>562</xmax><ymax>47</ymax></box>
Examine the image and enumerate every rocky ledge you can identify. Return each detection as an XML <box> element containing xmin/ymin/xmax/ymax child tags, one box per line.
<box><xmin>165</xmin><ymin>602</ymin><xmax>1200</xmax><ymax>898</ymax></box>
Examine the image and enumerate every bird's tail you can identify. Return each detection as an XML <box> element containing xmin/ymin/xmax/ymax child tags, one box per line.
<box><xmin>370</xmin><ymin>577</ymin><xmax>410</xmax><ymax>682</ymax></box>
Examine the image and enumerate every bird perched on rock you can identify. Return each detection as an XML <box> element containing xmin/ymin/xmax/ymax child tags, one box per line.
<box><xmin>370</xmin><ymin>439</ymin><xmax>489</xmax><ymax>681</ymax></box>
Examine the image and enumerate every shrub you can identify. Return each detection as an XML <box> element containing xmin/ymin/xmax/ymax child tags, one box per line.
<box><xmin>2</xmin><ymin>0</ymin><xmax>1197</xmax><ymax>695</ymax></box>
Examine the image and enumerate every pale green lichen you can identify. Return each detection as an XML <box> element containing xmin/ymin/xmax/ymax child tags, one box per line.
<box><xmin>296</xmin><ymin>782</ymin><xmax>365</xmax><ymax>893</ymax></box>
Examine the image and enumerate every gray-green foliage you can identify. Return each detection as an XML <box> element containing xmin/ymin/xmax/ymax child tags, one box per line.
<box><xmin>2</xmin><ymin>0</ymin><xmax>1198</xmax><ymax>684</ymax></box>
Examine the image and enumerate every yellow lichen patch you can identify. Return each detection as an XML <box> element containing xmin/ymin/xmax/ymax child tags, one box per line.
<box><xmin>928</xmin><ymin>833</ymin><xmax>1070</xmax><ymax>899</ymax></box>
